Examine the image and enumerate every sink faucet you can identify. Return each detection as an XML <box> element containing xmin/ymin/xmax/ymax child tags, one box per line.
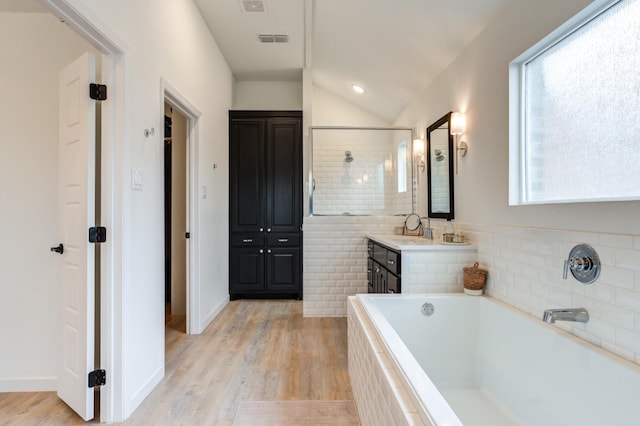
<box><xmin>421</xmin><ymin>217</ymin><xmax>433</xmax><ymax>240</ymax></box>
<box><xmin>542</xmin><ymin>308</ymin><xmax>589</xmax><ymax>324</ymax></box>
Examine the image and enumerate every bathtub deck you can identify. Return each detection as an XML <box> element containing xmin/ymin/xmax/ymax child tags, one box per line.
<box><xmin>440</xmin><ymin>388</ymin><xmax>520</xmax><ymax>426</ymax></box>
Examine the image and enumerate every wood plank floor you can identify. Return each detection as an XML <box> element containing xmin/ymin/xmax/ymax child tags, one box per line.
<box><xmin>0</xmin><ymin>300</ymin><xmax>354</xmax><ymax>425</ymax></box>
<box><xmin>233</xmin><ymin>400</ymin><xmax>359</xmax><ymax>425</ymax></box>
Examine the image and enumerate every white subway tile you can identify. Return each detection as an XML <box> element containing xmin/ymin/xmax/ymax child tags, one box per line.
<box><xmin>615</xmin><ymin>288</ymin><xmax>640</xmax><ymax>312</ymax></box>
<box><xmin>547</xmin><ymin>287</ymin><xmax>572</xmax><ymax>306</ymax></box>
<box><xmin>615</xmin><ymin>328</ymin><xmax>640</xmax><ymax>354</ymax></box>
<box><xmin>581</xmin><ymin>284</ymin><xmax>613</xmax><ymax>305</ymax></box>
<box><xmin>600</xmin><ymin>233</ymin><xmax>634</xmax><ymax>249</ymax></box>
<box><xmin>601</xmin><ymin>340</ymin><xmax>635</xmax><ymax>362</ymax></box>
<box><xmin>616</xmin><ymin>249</ymin><xmax>640</xmax><ymax>271</ymax></box>
<box><xmin>599</xmin><ymin>303</ymin><xmax>634</xmax><ymax>330</ymax></box>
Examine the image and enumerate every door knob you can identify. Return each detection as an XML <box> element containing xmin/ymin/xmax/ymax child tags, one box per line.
<box><xmin>50</xmin><ymin>243</ymin><xmax>64</xmax><ymax>254</ymax></box>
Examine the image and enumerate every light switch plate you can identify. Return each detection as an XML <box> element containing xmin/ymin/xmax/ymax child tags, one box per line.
<box><xmin>131</xmin><ymin>168</ymin><xmax>143</xmax><ymax>190</ymax></box>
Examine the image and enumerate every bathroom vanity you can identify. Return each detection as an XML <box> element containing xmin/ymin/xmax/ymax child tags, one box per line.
<box><xmin>367</xmin><ymin>234</ymin><xmax>478</xmax><ymax>294</ymax></box>
<box><xmin>367</xmin><ymin>239</ymin><xmax>401</xmax><ymax>293</ymax></box>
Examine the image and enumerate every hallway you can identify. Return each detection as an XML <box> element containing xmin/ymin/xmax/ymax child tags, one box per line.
<box><xmin>0</xmin><ymin>301</ymin><xmax>354</xmax><ymax>425</ymax></box>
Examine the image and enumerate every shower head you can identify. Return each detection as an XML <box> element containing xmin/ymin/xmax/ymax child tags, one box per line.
<box><xmin>344</xmin><ymin>150</ymin><xmax>354</xmax><ymax>163</ymax></box>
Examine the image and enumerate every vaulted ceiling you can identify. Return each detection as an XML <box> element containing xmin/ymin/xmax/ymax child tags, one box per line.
<box><xmin>194</xmin><ymin>0</ymin><xmax>509</xmax><ymax>121</ymax></box>
<box><xmin>3</xmin><ymin>0</ymin><xmax>510</xmax><ymax>122</ymax></box>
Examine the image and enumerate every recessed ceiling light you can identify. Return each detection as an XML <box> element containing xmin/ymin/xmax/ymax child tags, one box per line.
<box><xmin>351</xmin><ymin>84</ymin><xmax>365</xmax><ymax>94</ymax></box>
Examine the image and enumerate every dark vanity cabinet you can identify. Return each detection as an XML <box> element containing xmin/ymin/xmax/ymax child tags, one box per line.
<box><xmin>229</xmin><ymin>111</ymin><xmax>302</xmax><ymax>300</ymax></box>
<box><xmin>367</xmin><ymin>240</ymin><xmax>401</xmax><ymax>293</ymax></box>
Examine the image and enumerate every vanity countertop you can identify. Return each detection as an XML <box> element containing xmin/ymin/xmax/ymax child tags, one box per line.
<box><xmin>367</xmin><ymin>233</ymin><xmax>478</xmax><ymax>252</ymax></box>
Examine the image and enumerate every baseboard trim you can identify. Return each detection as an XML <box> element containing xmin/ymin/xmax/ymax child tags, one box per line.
<box><xmin>198</xmin><ymin>296</ymin><xmax>230</xmax><ymax>334</ymax></box>
<box><xmin>0</xmin><ymin>376</ymin><xmax>57</xmax><ymax>392</ymax></box>
<box><xmin>124</xmin><ymin>365</ymin><xmax>163</xmax><ymax>419</ymax></box>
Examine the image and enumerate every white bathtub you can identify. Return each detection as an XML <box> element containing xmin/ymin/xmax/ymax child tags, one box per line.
<box><xmin>348</xmin><ymin>294</ymin><xmax>640</xmax><ymax>426</ymax></box>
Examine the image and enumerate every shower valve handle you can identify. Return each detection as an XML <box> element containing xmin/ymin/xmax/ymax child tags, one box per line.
<box><xmin>562</xmin><ymin>244</ymin><xmax>600</xmax><ymax>284</ymax></box>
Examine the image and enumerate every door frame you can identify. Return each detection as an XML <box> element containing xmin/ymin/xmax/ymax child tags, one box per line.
<box><xmin>41</xmin><ymin>0</ymin><xmax>127</xmax><ymax>422</ymax></box>
<box><xmin>162</xmin><ymin>79</ymin><xmax>202</xmax><ymax>335</ymax></box>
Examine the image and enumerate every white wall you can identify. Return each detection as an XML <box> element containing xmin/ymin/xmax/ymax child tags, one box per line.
<box><xmin>0</xmin><ymin>12</ymin><xmax>98</xmax><ymax>391</ymax></box>
<box><xmin>233</xmin><ymin>80</ymin><xmax>302</xmax><ymax>110</ymax></box>
<box><xmin>394</xmin><ymin>0</ymin><xmax>640</xmax><ymax>235</ymax></box>
<box><xmin>394</xmin><ymin>0</ymin><xmax>640</xmax><ymax>364</ymax></box>
<box><xmin>58</xmin><ymin>0</ymin><xmax>233</xmax><ymax>418</ymax></box>
<box><xmin>312</xmin><ymin>85</ymin><xmax>389</xmax><ymax>127</ymax></box>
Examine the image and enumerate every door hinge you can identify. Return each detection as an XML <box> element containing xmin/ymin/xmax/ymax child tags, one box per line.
<box><xmin>185</xmin><ymin>232</ymin><xmax>190</xmax><ymax>239</ymax></box>
<box><xmin>89</xmin><ymin>83</ymin><xmax>107</xmax><ymax>101</ymax></box>
<box><xmin>89</xmin><ymin>226</ymin><xmax>107</xmax><ymax>243</ymax></box>
<box><xmin>88</xmin><ymin>369</ymin><xmax>106</xmax><ymax>388</ymax></box>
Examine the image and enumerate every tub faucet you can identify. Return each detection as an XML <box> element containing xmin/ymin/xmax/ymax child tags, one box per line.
<box><xmin>542</xmin><ymin>308</ymin><xmax>589</xmax><ymax>324</ymax></box>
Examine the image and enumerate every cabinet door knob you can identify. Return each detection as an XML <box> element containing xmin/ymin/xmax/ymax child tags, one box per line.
<box><xmin>267</xmin><ymin>228</ymin><xmax>271</xmax><ymax>232</ymax></box>
<box><xmin>260</xmin><ymin>228</ymin><xmax>264</xmax><ymax>232</ymax></box>
<box><xmin>259</xmin><ymin>249</ymin><xmax>264</xmax><ymax>254</ymax></box>
<box><xmin>267</xmin><ymin>249</ymin><xmax>272</xmax><ymax>254</ymax></box>
<box><xmin>387</xmin><ymin>260</ymin><xmax>395</xmax><ymax>265</ymax></box>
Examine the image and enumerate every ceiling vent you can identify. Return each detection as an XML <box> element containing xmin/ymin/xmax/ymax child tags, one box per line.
<box><xmin>258</xmin><ymin>34</ymin><xmax>289</xmax><ymax>43</ymax></box>
<box><xmin>242</xmin><ymin>0</ymin><xmax>265</xmax><ymax>13</ymax></box>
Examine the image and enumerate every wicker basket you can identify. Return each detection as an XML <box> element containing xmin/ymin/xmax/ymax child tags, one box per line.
<box><xmin>463</xmin><ymin>262</ymin><xmax>487</xmax><ymax>295</ymax></box>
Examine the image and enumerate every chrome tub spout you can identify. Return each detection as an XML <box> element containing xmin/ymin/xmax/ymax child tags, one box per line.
<box><xmin>542</xmin><ymin>308</ymin><xmax>589</xmax><ymax>324</ymax></box>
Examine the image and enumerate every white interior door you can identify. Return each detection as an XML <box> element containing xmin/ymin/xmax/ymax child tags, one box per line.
<box><xmin>56</xmin><ymin>52</ymin><xmax>96</xmax><ymax>421</ymax></box>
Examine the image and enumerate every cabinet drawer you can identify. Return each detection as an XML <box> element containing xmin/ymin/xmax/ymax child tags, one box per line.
<box><xmin>231</xmin><ymin>234</ymin><xmax>264</xmax><ymax>247</ymax></box>
<box><xmin>267</xmin><ymin>233</ymin><xmax>301</xmax><ymax>247</ymax></box>
<box><xmin>373</xmin><ymin>243</ymin><xmax>387</xmax><ymax>265</ymax></box>
<box><xmin>386</xmin><ymin>250</ymin><xmax>400</xmax><ymax>275</ymax></box>
<box><xmin>387</xmin><ymin>273</ymin><xmax>400</xmax><ymax>294</ymax></box>
<box><xmin>367</xmin><ymin>258</ymin><xmax>374</xmax><ymax>293</ymax></box>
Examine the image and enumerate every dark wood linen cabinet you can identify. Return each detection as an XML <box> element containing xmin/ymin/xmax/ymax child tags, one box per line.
<box><xmin>229</xmin><ymin>111</ymin><xmax>302</xmax><ymax>300</ymax></box>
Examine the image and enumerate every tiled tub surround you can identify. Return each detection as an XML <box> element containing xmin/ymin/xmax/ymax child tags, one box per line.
<box><xmin>454</xmin><ymin>222</ymin><xmax>640</xmax><ymax>365</ymax></box>
<box><xmin>303</xmin><ymin>216</ymin><xmax>405</xmax><ymax>317</ymax></box>
<box><xmin>303</xmin><ymin>216</ymin><xmax>479</xmax><ymax>316</ymax></box>
<box><xmin>304</xmin><ymin>216</ymin><xmax>640</xmax><ymax>367</ymax></box>
<box><xmin>349</xmin><ymin>294</ymin><xmax>640</xmax><ymax>426</ymax></box>
<box><xmin>348</xmin><ymin>296</ymin><xmax>427</xmax><ymax>426</ymax></box>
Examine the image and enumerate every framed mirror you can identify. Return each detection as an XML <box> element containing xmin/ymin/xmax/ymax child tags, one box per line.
<box><xmin>426</xmin><ymin>112</ymin><xmax>454</xmax><ymax>220</ymax></box>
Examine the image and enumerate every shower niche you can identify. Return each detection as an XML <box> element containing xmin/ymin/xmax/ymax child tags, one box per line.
<box><xmin>309</xmin><ymin>127</ymin><xmax>415</xmax><ymax>216</ymax></box>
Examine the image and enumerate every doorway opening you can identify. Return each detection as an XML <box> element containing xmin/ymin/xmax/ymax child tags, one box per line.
<box><xmin>164</xmin><ymin>102</ymin><xmax>188</xmax><ymax>335</ymax></box>
<box><xmin>163</xmin><ymin>80</ymin><xmax>202</xmax><ymax>336</ymax></box>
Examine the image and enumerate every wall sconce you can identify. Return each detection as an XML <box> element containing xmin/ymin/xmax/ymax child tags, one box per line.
<box><xmin>451</xmin><ymin>112</ymin><xmax>467</xmax><ymax>174</ymax></box>
<box><xmin>413</xmin><ymin>138</ymin><xmax>425</xmax><ymax>181</ymax></box>
<box><xmin>413</xmin><ymin>138</ymin><xmax>425</xmax><ymax>171</ymax></box>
